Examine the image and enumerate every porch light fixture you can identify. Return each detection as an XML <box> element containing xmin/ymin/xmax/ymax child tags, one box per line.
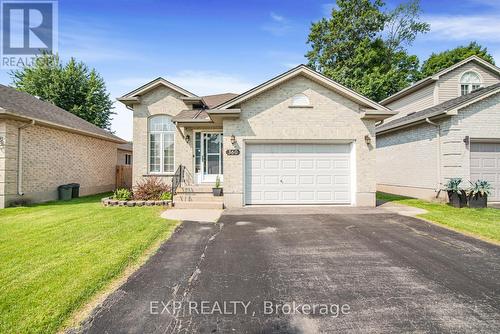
<box><xmin>185</xmin><ymin>134</ymin><xmax>190</xmax><ymax>143</ymax></box>
<box><xmin>230</xmin><ymin>134</ymin><xmax>236</xmax><ymax>145</ymax></box>
<box><xmin>463</xmin><ymin>135</ymin><xmax>470</xmax><ymax>146</ymax></box>
<box><xmin>0</xmin><ymin>136</ymin><xmax>4</xmax><ymax>147</ymax></box>
<box><xmin>364</xmin><ymin>135</ymin><xmax>371</xmax><ymax>145</ymax></box>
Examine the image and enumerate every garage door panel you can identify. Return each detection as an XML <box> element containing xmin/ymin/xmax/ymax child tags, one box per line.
<box><xmin>471</xmin><ymin>142</ymin><xmax>500</xmax><ymax>201</ymax></box>
<box><xmin>245</xmin><ymin>144</ymin><xmax>352</xmax><ymax>205</ymax></box>
<box><xmin>299</xmin><ymin>160</ymin><xmax>314</xmax><ymax>169</ymax></box>
<box><xmin>282</xmin><ymin>160</ymin><xmax>296</xmax><ymax>169</ymax></box>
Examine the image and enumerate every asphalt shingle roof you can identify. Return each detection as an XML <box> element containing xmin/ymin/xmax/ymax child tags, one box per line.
<box><xmin>0</xmin><ymin>84</ymin><xmax>124</xmax><ymax>142</ymax></box>
<box><xmin>171</xmin><ymin>109</ymin><xmax>211</xmax><ymax>122</ymax></box>
<box><xmin>376</xmin><ymin>83</ymin><xmax>500</xmax><ymax>133</ymax></box>
<box><xmin>202</xmin><ymin>93</ymin><xmax>238</xmax><ymax>108</ymax></box>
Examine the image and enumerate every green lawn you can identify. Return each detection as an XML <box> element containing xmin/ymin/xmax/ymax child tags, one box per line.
<box><xmin>0</xmin><ymin>194</ymin><xmax>179</xmax><ymax>334</ymax></box>
<box><xmin>377</xmin><ymin>192</ymin><xmax>500</xmax><ymax>243</ymax></box>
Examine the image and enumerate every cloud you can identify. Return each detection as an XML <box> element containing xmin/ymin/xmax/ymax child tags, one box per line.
<box><xmin>262</xmin><ymin>12</ymin><xmax>292</xmax><ymax>36</ymax></box>
<box><xmin>113</xmin><ymin>70</ymin><xmax>254</xmax><ymax>96</ymax></box>
<box><xmin>58</xmin><ymin>16</ymin><xmax>141</xmax><ymax>62</ymax></box>
<box><xmin>167</xmin><ymin>70</ymin><xmax>254</xmax><ymax>95</ymax></box>
<box><xmin>270</xmin><ymin>12</ymin><xmax>285</xmax><ymax>22</ymax></box>
<box><xmin>424</xmin><ymin>15</ymin><xmax>500</xmax><ymax>42</ymax></box>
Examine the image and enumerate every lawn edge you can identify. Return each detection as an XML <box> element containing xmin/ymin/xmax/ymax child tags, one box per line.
<box><xmin>377</xmin><ymin>192</ymin><xmax>500</xmax><ymax>246</ymax></box>
<box><xmin>413</xmin><ymin>214</ymin><xmax>500</xmax><ymax>246</ymax></box>
<box><xmin>59</xmin><ymin>218</ymin><xmax>183</xmax><ymax>334</ymax></box>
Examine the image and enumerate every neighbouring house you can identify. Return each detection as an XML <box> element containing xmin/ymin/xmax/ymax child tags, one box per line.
<box><xmin>117</xmin><ymin>142</ymin><xmax>133</xmax><ymax>166</ymax></box>
<box><xmin>0</xmin><ymin>84</ymin><xmax>127</xmax><ymax>208</ymax></box>
<box><xmin>118</xmin><ymin>65</ymin><xmax>395</xmax><ymax>208</ymax></box>
<box><xmin>376</xmin><ymin>56</ymin><xmax>500</xmax><ymax>202</ymax></box>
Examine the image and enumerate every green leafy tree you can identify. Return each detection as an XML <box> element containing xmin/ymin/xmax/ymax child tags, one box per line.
<box><xmin>420</xmin><ymin>42</ymin><xmax>495</xmax><ymax>78</ymax></box>
<box><xmin>11</xmin><ymin>53</ymin><xmax>114</xmax><ymax>130</ymax></box>
<box><xmin>306</xmin><ymin>0</ymin><xmax>429</xmax><ymax>101</ymax></box>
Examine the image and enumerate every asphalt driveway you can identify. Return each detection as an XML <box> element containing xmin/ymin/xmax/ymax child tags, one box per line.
<box><xmin>81</xmin><ymin>208</ymin><xmax>500</xmax><ymax>333</ymax></box>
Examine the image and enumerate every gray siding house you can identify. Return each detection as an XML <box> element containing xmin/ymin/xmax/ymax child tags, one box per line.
<box><xmin>376</xmin><ymin>56</ymin><xmax>500</xmax><ymax>202</ymax></box>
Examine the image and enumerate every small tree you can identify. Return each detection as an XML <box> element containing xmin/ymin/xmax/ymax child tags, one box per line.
<box><xmin>10</xmin><ymin>53</ymin><xmax>114</xmax><ymax>130</ymax></box>
<box><xmin>420</xmin><ymin>42</ymin><xmax>495</xmax><ymax>78</ymax></box>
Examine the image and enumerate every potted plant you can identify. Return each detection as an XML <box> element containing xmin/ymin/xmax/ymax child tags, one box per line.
<box><xmin>212</xmin><ymin>175</ymin><xmax>223</xmax><ymax>196</ymax></box>
<box><xmin>467</xmin><ymin>180</ymin><xmax>491</xmax><ymax>208</ymax></box>
<box><xmin>444</xmin><ymin>178</ymin><xmax>467</xmax><ymax>208</ymax></box>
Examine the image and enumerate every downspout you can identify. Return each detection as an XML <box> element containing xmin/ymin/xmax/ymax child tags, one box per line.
<box><xmin>17</xmin><ymin>120</ymin><xmax>35</xmax><ymax>195</ymax></box>
<box><xmin>425</xmin><ymin>118</ymin><xmax>441</xmax><ymax>194</ymax></box>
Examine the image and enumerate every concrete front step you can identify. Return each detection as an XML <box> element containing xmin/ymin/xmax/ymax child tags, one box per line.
<box><xmin>177</xmin><ymin>185</ymin><xmax>217</xmax><ymax>193</ymax></box>
<box><xmin>176</xmin><ymin>194</ymin><xmax>224</xmax><ymax>202</ymax></box>
<box><xmin>174</xmin><ymin>201</ymin><xmax>224</xmax><ymax>209</ymax></box>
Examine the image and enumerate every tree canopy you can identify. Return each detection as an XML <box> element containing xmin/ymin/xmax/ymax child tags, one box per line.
<box><xmin>11</xmin><ymin>53</ymin><xmax>114</xmax><ymax>130</ymax></box>
<box><xmin>306</xmin><ymin>0</ymin><xmax>429</xmax><ymax>102</ymax></box>
<box><xmin>420</xmin><ymin>42</ymin><xmax>495</xmax><ymax>78</ymax></box>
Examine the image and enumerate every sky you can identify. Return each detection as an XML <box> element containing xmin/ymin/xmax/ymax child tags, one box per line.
<box><xmin>0</xmin><ymin>0</ymin><xmax>499</xmax><ymax>141</ymax></box>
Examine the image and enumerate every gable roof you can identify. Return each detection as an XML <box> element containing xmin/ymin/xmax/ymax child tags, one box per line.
<box><xmin>376</xmin><ymin>83</ymin><xmax>500</xmax><ymax>134</ymax></box>
<box><xmin>202</xmin><ymin>93</ymin><xmax>238</xmax><ymax>108</ymax></box>
<box><xmin>0</xmin><ymin>84</ymin><xmax>125</xmax><ymax>143</ymax></box>
<box><xmin>380</xmin><ymin>55</ymin><xmax>500</xmax><ymax>106</ymax></box>
<box><xmin>117</xmin><ymin>77</ymin><xmax>197</xmax><ymax>106</ymax></box>
<box><xmin>214</xmin><ymin>64</ymin><xmax>392</xmax><ymax>113</ymax></box>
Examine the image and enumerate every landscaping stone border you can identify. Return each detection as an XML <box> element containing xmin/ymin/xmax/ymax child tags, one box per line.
<box><xmin>101</xmin><ymin>197</ymin><xmax>172</xmax><ymax>207</ymax></box>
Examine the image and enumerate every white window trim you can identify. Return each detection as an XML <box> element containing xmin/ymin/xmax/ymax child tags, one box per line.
<box><xmin>148</xmin><ymin>116</ymin><xmax>176</xmax><ymax>175</ymax></box>
<box><xmin>290</xmin><ymin>93</ymin><xmax>312</xmax><ymax>108</ymax></box>
<box><xmin>458</xmin><ymin>70</ymin><xmax>483</xmax><ymax>96</ymax></box>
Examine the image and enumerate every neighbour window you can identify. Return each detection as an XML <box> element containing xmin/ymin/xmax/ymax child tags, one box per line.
<box><xmin>291</xmin><ymin>93</ymin><xmax>310</xmax><ymax>106</ymax></box>
<box><xmin>460</xmin><ymin>71</ymin><xmax>481</xmax><ymax>95</ymax></box>
<box><xmin>125</xmin><ymin>154</ymin><xmax>132</xmax><ymax>165</ymax></box>
<box><xmin>148</xmin><ymin>115</ymin><xmax>175</xmax><ymax>173</ymax></box>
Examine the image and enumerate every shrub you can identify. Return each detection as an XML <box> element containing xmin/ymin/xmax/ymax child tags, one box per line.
<box><xmin>468</xmin><ymin>180</ymin><xmax>492</xmax><ymax>197</ymax></box>
<box><xmin>113</xmin><ymin>188</ymin><xmax>132</xmax><ymax>201</ymax></box>
<box><xmin>133</xmin><ymin>177</ymin><xmax>171</xmax><ymax>201</ymax></box>
<box><xmin>444</xmin><ymin>178</ymin><xmax>463</xmax><ymax>193</ymax></box>
<box><xmin>160</xmin><ymin>191</ymin><xmax>172</xmax><ymax>200</ymax></box>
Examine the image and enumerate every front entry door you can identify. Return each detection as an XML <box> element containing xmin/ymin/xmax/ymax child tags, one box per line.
<box><xmin>198</xmin><ymin>132</ymin><xmax>223</xmax><ymax>183</ymax></box>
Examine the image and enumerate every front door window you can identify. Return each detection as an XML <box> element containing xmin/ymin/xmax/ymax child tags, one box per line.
<box><xmin>195</xmin><ymin>132</ymin><xmax>223</xmax><ymax>183</ymax></box>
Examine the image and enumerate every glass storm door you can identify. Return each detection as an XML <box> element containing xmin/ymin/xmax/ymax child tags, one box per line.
<box><xmin>201</xmin><ymin>133</ymin><xmax>223</xmax><ymax>183</ymax></box>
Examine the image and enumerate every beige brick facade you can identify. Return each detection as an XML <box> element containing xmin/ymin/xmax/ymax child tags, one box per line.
<box><xmin>131</xmin><ymin>85</ymin><xmax>194</xmax><ymax>187</ymax></box>
<box><xmin>130</xmin><ymin>74</ymin><xmax>379</xmax><ymax>207</ymax></box>
<box><xmin>0</xmin><ymin>119</ymin><xmax>118</xmax><ymax>208</ymax></box>
<box><xmin>223</xmin><ymin>75</ymin><xmax>377</xmax><ymax>207</ymax></box>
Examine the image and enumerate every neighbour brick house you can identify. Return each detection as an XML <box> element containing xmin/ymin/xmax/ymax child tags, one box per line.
<box><xmin>118</xmin><ymin>65</ymin><xmax>396</xmax><ymax>208</ymax></box>
<box><xmin>376</xmin><ymin>56</ymin><xmax>500</xmax><ymax>202</ymax></box>
<box><xmin>0</xmin><ymin>85</ymin><xmax>126</xmax><ymax>208</ymax></box>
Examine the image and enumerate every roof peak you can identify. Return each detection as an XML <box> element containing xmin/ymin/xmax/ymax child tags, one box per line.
<box><xmin>380</xmin><ymin>55</ymin><xmax>500</xmax><ymax>105</ymax></box>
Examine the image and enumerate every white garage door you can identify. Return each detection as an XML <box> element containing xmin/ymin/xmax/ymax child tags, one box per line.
<box><xmin>245</xmin><ymin>143</ymin><xmax>352</xmax><ymax>205</ymax></box>
<box><xmin>471</xmin><ymin>142</ymin><xmax>500</xmax><ymax>201</ymax></box>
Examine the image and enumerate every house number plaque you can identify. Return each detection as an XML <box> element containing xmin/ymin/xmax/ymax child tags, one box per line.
<box><xmin>226</xmin><ymin>149</ymin><xmax>240</xmax><ymax>156</ymax></box>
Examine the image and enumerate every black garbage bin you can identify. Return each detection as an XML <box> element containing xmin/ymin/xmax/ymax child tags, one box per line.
<box><xmin>67</xmin><ymin>183</ymin><xmax>80</xmax><ymax>198</ymax></box>
<box><xmin>58</xmin><ymin>185</ymin><xmax>72</xmax><ymax>201</ymax></box>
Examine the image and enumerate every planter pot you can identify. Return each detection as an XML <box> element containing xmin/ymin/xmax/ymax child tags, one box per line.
<box><xmin>448</xmin><ymin>190</ymin><xmax>467</xmax><ymax>208</ymax></box>
<box><xmin>212</xmin><ymin>188</ymin><xmax>223</xmax><ymax>196</ymax></box>
<box><xmin>468</xmin><ymin>194</ymin><xmax>487</xmax><ymax>208</ymax></box>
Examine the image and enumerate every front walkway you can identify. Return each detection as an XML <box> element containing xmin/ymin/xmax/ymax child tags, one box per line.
<box><xmin>82</xmin><ymin>210</ymin><xmax>500</xmax><ymax>333</ymax></box>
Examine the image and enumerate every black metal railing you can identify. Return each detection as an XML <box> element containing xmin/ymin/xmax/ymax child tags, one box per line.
<box><xmin>171</xmin><ymin>165</ymin><xmax>185</xmax><ymax>202</ymax></box>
